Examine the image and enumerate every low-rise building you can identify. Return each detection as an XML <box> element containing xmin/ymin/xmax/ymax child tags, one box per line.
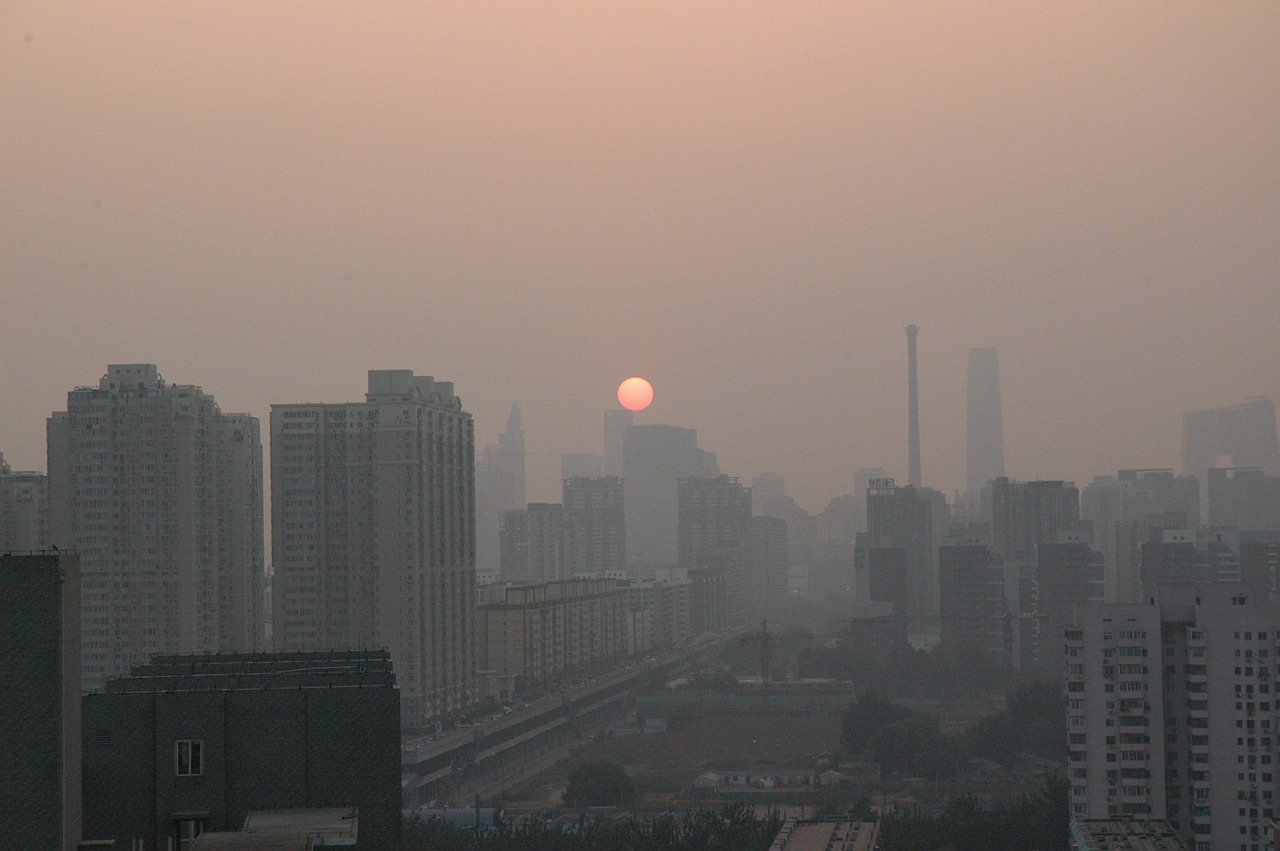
<box><xmin>81</xmin><ymin>650</ymin><xmax>400</xmax><ymax>850</ymax></box>
<box><xmin>477</xmin><ymin>578</ymin><xmax>627</xmax><ymax>693</ymax></box>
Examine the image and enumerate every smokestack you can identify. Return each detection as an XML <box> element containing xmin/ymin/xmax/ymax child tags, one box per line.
<box><xmin>906</xmin><ymin>324</ymin><xmax>921</xmax><ymax>487</ymax></box>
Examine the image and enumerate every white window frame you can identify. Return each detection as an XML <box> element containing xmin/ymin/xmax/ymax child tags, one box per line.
<box><xmin>174</xmin><ymin>739</ymin><xmax>204</xmax><ymax>777</ymax></box>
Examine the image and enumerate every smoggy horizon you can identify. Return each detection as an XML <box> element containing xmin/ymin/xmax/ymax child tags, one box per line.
<box><xmin>4</xmin><ymin>3</ymin><xmax>1278</xmax><ymax>512</ymax></box>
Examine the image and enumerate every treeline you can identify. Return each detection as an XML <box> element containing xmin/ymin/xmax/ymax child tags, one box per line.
<box><xmin>877</xmin><ymin>778</ymin><xmax>1068</xmax><ymax>851</ymax></box>
<box><xmin>403</xmin><ymin>803</ymin><xmax>783</xmax><ymax>851</ymax></box>
<box><xmin>840</xmin><ymin>682</ymin><xmax>1064</xmax><ymax>779</ymax></box>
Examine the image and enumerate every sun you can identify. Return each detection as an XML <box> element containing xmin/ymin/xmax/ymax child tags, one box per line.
<box><xmin>617</xmin><ymin>377</ymin><xmax>654</xmax><ymax>412</ymax></box>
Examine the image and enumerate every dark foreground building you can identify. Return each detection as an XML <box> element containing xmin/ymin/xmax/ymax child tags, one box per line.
<box><xmin>0</xmin><ymin>552</ymin><xmax>81</xmax><ymax>850</ymax></box>
<box><xmin>81</xmin><ymin>650</ymin><xmax>400</xmax><ymax>850</ymax></box>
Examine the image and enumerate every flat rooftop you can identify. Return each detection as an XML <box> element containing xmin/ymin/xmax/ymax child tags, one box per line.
<box><xmin>772</xmin><ymin>819</ymin><xmax>878</xmax><ymax>851</ymax></box>
<box><xmin>102</xmin><ymin>650</ymin><xmax>395</xmax><ymax>693</ymax></box>
<box><xmin>191</xmin><ymin>807</ymin><xmax>357</xmax><ymax>850</ymax></box>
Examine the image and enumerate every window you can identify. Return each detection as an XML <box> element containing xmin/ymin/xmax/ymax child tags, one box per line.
<box><xmin>177</xmin><ymin>818</ymin><xmax>205</xmax><ymax>850</ymax></box>
<box><xmin>175</xmin><ymin>740</ymin><xmax>204</xmax><ymax>777</ymax></box>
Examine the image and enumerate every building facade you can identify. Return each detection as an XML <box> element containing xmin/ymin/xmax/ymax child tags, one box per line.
<box><xmin>563</xmin><ymin>475</ymin><xmax>626</xmax><ymax>577</ymax></box>
<box><xmin>1070</xmin><ymin>584</ymin><xmax>1280</xmax><ymax>850</ymax></box>
<box><xmin>477</xmin><ymin>578</ymin><xmax>627</xmax><ymax>693</ymax></box>
<box><xmin>47</xmin><ymin>364</ymin><xmax>264</xmax><ymax>690</ymax></box>
<box><xmin>938</xmin><ymin>538</ymin><xmax>1007</xmax><ymax>668</ymax></box>
<box><xmin>271</xmin><ymin>370</ymin><xmax>475</xmax><ymax>728</ymax></box>
<box><xmin>0</xmin><ymin>553</ymin><xmax>81</xmax><ymax>850</ymax></box>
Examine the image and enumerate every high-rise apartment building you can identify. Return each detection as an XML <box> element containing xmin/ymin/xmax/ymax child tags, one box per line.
<box><xmin>271</xmin><ymin>370</ymin><xmax>475</xmax><ymax>728</ymax></box>
<box><xmin>47</xmin><ymin>364</ymin><xmax>264</xmax><ymax>690</ymax></box>
<box><xmin>0</xmin><ymin>452</ymin><xmax>49</xmax><ymax>551</ymax></box>
<box><xmin>965</xmin><ymin>347</ymin><xmax>1005</xmax><ymax>494</ymax></box>
<box><xmin>0</xmin><ymin>553</ymin><xmax>81</xmax><ymax>850</ymax></box>
<box><xmin>563</xmin><ymin>475</ymin><xmax>625</xmax><ymax>577</ymax></box>
<box><xmin>678</xmin><ymin>475</ymin><xmax>752</xmax><ymax>627</ymax></box>
<box><xmin>1070</xmin><ymin>584</ymin><xmax>1280</xmax><ymax>850</ymax></box>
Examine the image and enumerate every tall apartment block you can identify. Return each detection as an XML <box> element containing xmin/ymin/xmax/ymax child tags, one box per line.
<box><xmin>0</xmin><ymin>453</ymin><xmax>50</xmax><ymax>551</ymax></box>
<box><xmin>0</xmin><ymin>553</ymin><xmax>81</xmax><ymax>850</ymax></box>
<box><xmin>1070</xmin><ymin>584</ymin><xmax>1280</xmax><ymax>850</ymax></box>
<box><xmin>965</xmin><ymin>347</ymin><xmax>1005</xmax><ymax>495</ymax></box>
<box><xmin>563</xmin><ymin>475</ymin><xmax>626</xmax><ymax>577</ymax></box>
<box><xmin>271</xmin><ymin>370</ymin><xmax>475</xmax><ymax>729</ymax></box>
<box><xmin>47</xmin><ymin>365</ymin><xmax>264</xmax><ymax>690</ymax></box>
<box><xmin>678</xmin><ymin>475</ymin><xmax>752</xmax><ymax>627</ymax></box>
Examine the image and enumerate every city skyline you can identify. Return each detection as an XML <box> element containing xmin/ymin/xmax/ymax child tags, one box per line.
<box><xmin>4</xmin><ymin>4</ymin><xmax>1279</xmax><ymax>513</ymax></box>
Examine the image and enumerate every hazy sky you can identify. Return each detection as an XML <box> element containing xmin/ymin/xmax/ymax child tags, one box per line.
<box><xmin>3</xmin><ymin>2</ymin><xmax>1278</xmax><ymax>511</ymax></box>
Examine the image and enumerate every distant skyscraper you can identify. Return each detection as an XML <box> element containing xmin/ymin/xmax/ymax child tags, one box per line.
<box><xmin>965</xmin><ymin>347</ymin><xmax>1004</xmax><ymax>494</ymax></box>
<box><xmin>989</xmin><ymin>477</ymin><xmax>1080</xmax><ymax>562</ymax></box>
<box><xmin>475</xmin><ymin>402</ymin><xmax>526</xmax><ymax>573</ymax></box>
<box><xmin>750</xmin><ymin>515</ymin><xmax>788</xmax><ymax>618</ymax></box>
<box><xmin>47</xmin><ymin>364</ymin><xmax>264</xmax><ymax>690</ymax></box>
<box><xmin>271</xmin><ymin>370</ymin><xmax>475</xmax><ymax>728</ymax></box>
<box><xmin>906</xmin><ymin>325</ymin><xmax>922</xmax><ymax>488</ymax></box>
<box><xmin>623</xmin><ymin>424</ymin><xmax>718</xmax><ymax>565</ymax></box>
<box><xmin>0</xmin><ymin>452</ymin><xmax>49</xmax><ymax>552</ymax></box>
<box><xmin>1183</xmin><ymin>398</ymin><xmax>1280</xmax><ymax>482</ymax></box>
<box><xmin>561</xmin><ymin>452</ymin><xmax>603</xmax><ymax>480</ymax></box>
<box><xmin>603</xmin><ymin>409</ymin><xmax>634</xmax><ymax>477</ymax></box>
<box><xmin>0</xmin><ymin>553</ymin><xmax>81</xmax><ymax>850</ymax></box>
<box><xmin>563</xmin><ymin>475</ymin><xmax>626</xmax><ymax>577</ymax></box>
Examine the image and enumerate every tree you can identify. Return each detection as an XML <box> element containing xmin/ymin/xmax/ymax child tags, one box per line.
<box><xmin>840</xmin><ymin>690</ymin><xmax>932</xmax><ymax>754</ymax></box>
<box><xmin>563</xmin><ymin>762</ymin><xmax>637</xmax><ymax>808</ymax></box>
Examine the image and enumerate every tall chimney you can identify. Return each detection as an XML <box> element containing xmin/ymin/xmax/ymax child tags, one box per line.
<box><xmin>906</xmin><ymin>324</ymin><xmax>922</xmax><ymax>487</ymax></box>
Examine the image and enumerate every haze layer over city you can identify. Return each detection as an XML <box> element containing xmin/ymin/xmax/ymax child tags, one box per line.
<box><xmin>4</xmin><ymin>3</ymin><xmax>1279</xmax><ymax>511</ymax></box>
